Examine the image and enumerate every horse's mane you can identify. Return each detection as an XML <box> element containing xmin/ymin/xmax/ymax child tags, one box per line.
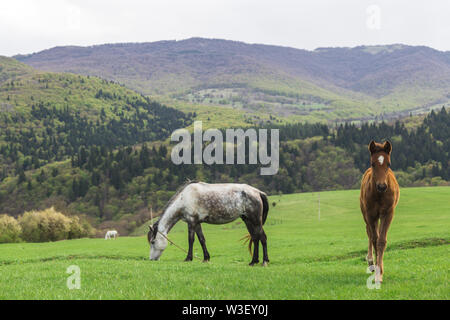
<box><xmin>152</xmin><ymin>179</ymin><xmax>198</xmax><ymax>228</ymax></box>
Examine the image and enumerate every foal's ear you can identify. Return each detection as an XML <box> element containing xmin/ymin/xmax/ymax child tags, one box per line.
<box><xmin>368</xmin><ymin>140</ymin><xmax>377</xmax><ymax>154</ymax></box>
<box><xmin>383</xmin><ymin>141</ymin><xmax>392</xmax><ymax>154</ymax></box>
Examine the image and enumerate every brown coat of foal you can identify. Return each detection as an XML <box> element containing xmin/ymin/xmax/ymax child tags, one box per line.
<box><xmin>360</xmin><ymin>141</ymin><xmax>400</xmax><ymax>282</ymax></box>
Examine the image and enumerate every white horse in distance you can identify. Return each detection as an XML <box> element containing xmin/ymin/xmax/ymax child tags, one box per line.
<box><xmin>105</xmin><ymin>230</ymin><xmax>118</xmax><ymax>240</ymax></box>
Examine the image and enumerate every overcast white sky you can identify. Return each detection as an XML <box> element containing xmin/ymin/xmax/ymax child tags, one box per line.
<box><xmin>0</xmin><ymin>0</ymin><xmax>448</xmax><ymax>56</ymax></box>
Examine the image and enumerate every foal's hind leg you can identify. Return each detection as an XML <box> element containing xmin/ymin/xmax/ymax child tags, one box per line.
<box><xmin>195</xmin><ymin>224</ymin><xmax>210</xmax><ymax>262</ymax></box>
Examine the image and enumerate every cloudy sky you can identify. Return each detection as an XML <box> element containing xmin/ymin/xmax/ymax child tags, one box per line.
<box><xmin>0</xmin><ymin>0</ymin><xmax>448</xmax><ymax>56</ymax></box>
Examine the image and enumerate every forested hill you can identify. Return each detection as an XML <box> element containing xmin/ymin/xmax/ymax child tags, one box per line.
<box><xmin>0</xmin><ymin>104</ymin><xmax>447</xmax><ymax>235</ymax></box>
<box><xmin>15</xmin><ymin>38</ymin><xmax>450</xmax><ymax>121</ymax></box>
<box><xmin>0</xmin><ymin>56</ymin><xmax>192</xmax><ymax>178</ymax></box>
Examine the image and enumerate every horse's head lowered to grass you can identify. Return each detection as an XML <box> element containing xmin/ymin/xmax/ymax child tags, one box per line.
<box><xmin>368</xmin><ymin>140</ymin><xmax>392</xmax><ymax>193</ymax></box>
<box><xmin>147</xmin><ymin>220</ymin><xmax>167</xmax><ymax>261</ymax></box>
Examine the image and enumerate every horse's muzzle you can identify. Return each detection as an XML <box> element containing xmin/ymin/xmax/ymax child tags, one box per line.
<box><xmin>376</xmin><ymin>183</ymin><xmax>387</xmax><ymax>193</ymax></box>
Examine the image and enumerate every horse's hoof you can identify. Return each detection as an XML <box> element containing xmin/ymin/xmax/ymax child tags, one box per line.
<box><xmin>202</xmin><ymin>259</ymin><xmax>210</xmax><ymax>263</ymax></box>
<box><xmin>262</xmin><ymin>261</ymin><xmax>268</xmax><ymax>267</ymax></box>
<box><xmin>184</xmin><ymin>258</ymin><xmax>193</xmax><ymax>262</ymax></box>
<box><xmin>249</xmin><ymin>261</ymin><xmax>259</xmax><ymax>266</ymax></box>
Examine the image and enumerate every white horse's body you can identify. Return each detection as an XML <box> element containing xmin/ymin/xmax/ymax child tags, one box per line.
<box><xmin>105</xmin><ymin>230</ymin><xmax>118</xmax><ymax>240</ymax></box>
<box><xmin>148</xmin><ymin>181</ymin><xmax>269</xmax><ymax>265</ymax></box>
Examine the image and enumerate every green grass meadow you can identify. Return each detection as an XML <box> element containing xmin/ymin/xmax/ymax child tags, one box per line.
<box><xmin>0</xmin><ymin>186</ymin><xmax>448</xmax><ymax>299</ymax></box>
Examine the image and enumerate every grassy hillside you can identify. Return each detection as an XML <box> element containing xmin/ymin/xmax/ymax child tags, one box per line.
<box><xmin>0</xmin><ymin>56</ymin><xmax>191</xmax><ymax>175</ymax></box>
<box><xmin>0</xmin><ymin>187</ymin><xmax>448</xmax><ymax>299</ymax></box>
<box><xmin>15</xmin><ymin>39</ymin><xmax>450</xmax><ymax>122</ymax></box>
<box><xmin>0</xmin><ymin>56</ymin><xmax>34</xmax><ymax>83</ymax></box>
<box><xmin>0</xmin><ymin>56</ymin><xmax>190</xmax><ymax>126</ymax></box>
<box><xmin>1</xmin><ymin>56</ymin><xmax>140</xmax><ymax>115</ymax></box>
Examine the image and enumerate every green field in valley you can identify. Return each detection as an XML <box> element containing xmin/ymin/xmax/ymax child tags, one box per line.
<box><xmin>0</xmin><ymin>186</ymin><xmax>448</xmax><ymax>299</ymax></box>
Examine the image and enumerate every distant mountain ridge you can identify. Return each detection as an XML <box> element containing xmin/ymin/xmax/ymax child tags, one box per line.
<box><xmin>15</xmin><ymin>38</ymin><xmax>450</xmax><ymax>121</ymax></box>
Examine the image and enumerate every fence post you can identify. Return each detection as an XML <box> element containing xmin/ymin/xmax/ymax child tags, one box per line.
<box><xmin>318</xmin><ymin>193</ymin><xmax>320</xmax><ymax>221</ymax></box>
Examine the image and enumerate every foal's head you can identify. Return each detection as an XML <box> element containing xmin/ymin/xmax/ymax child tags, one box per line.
<box><xmin>147</xmin><ymin>220</ymin><xmax>168</xmax><ymax>261</ymax></box>
<box><xmin>368</xmin><ymin>140</ymin><xmax>392</xmax><ymax>193</ymax></box>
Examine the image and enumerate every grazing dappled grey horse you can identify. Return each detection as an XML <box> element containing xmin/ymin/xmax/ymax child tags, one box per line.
<box><xmin>147</xmin><ymin>181</ymin><xmax>269</xmax><ymax>266</ymax></box>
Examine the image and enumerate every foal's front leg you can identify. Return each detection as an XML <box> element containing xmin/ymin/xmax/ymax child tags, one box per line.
<box><xmin>365</xmin><ymin>216</ymin><xmax>378</xmax><ymax>271</ymax></box>
<box><xmin>365</xmin><ymin>224</ymin><xmax>375</xmax><ymax>269</ymax></box>
<box><xmin>185</xmin><ymin>223</ymin><xmax>195</xmax><ymax>262</ymax></box>
<box><xmin>376</xmin><ymin>210</ymin><xmax>394</xmax><ymax>282</ymax></box>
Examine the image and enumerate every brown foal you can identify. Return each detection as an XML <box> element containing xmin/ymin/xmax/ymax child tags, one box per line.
<box><xmin>360</xmin><ymin>141</ymin><xmax>400</xmax><ymax>282</ymax></box>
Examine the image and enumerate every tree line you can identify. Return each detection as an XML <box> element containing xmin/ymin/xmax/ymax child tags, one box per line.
<box><xmin>0</xmin><ymin>106</ymin><xmax>447</xmax><ymax>232</ymax></box>
<box><xmin>0</xmin><ymin>96</ymin><xmax>191</xmax><ymax>180</ymax></box>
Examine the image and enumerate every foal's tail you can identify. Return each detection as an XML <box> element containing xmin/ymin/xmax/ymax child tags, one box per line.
<box><xmin>242</xmin><ymin>192</ymin><xmax>269</xmax><ymax>254</ymax></box>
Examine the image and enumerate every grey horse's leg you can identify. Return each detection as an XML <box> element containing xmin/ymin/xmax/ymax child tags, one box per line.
<box><xmin>195</xmin><ymin>224</ymin><xmax>210</xmax><ymax>262</ymax></box>
<box><xmin>259</xmin><ymin>228</ymin><xmax>269</xmax><ymax>266</ymax></box>
<box><xmin>185</xmin><ymin>223</ymin><xmax>195</xmax><ymax>261</ymax></box>
<box><xmin>241</xmin><ymin>216</ymin><xmax>260</xmax><ymax>266</ymax></box>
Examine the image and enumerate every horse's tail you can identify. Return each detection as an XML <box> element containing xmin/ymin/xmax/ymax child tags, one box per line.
<box><xmin>260</xmin><ymin>192</ymin><xmax>269</xmax><ymax>226</ymax></box>
<box><xmin>242</xmin><ymin>192</ymin><xmax>269</xmax><ymax>255</ymax></box>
